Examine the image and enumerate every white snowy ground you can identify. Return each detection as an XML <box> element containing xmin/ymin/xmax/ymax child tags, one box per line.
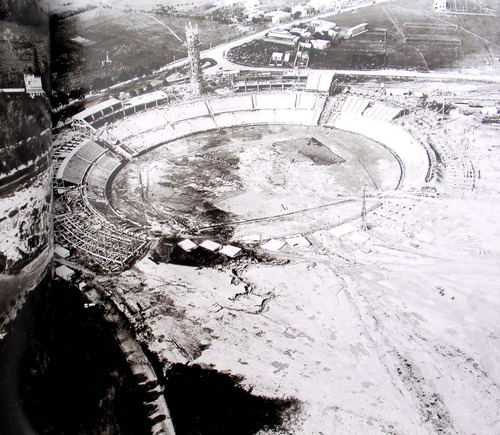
<box><xmin>113</xmin><ymin>112</ymin><xmax>500</xmax><ymax>434</ymax></box>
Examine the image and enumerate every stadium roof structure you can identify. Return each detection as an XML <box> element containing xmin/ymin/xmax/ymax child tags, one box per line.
<box><xmin>122</xmin><ymin>90</ymin><xmax>168</xmax><ymax>108</ymax></box>
<box><xmin>56</xmin><ymin>139</ymin><xmax>106</xmax><ymax>183</ymax></box>
<box><xmin>305</xmin><ymin>71</ymin><xmax>336</xmax><ymax>93</ymax></box>
<box><xmin>73</xmin><ymin>98</ymin><xmax>121</xmax><ymax>121</ymax></box>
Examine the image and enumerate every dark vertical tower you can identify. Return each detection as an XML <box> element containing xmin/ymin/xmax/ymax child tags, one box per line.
<box><xmin>185</xmin><ymin>22</ymin><xmax>205</xmax><ymax>97</ymax></box>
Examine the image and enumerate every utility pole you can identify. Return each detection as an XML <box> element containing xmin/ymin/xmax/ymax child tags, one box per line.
<box><xmin>361</xmin><ymin>188</ymin><xmax>368</xmax><ymax>232</ymax></box>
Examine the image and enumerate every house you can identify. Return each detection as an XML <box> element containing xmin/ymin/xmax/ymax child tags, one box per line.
<box><xmin>246</xmin><ymin>9</ymin><xmax>265</xmax><ymax>21</ymax></box>
<box><xmin>270</xmin><ymin>51</ymin><xmax>284</xmax><ymax>66</ymax></box>
<box><xmin>311</xmin><ymin>39</ymin><xmax>331</xmax><ymax>50</ymax></box>
<box><xmin>23</xmin><ymin>74</ymin><xmax>44</xmax><ymax>96</ymax></box>
<box><xmin>307</xmin><ymin>0</ymin><xmax>336</xmax><ymax>12</ymax></box>
<box><xmin>265</xmin><ymin>10</ymin><xmax>292</xmax><ymax>24</ymax></box>
<box><xmin>311</xmin><ymin>19</ymin><xmax>338</xmax><ymax>38</ymax></box>
<box><xmin>295</xmin><ymin>42</ymin><xmax>311</xmax><ymax>67</ymax></box>
<box><xmin>312</xmin><ymin>19</ymin><xmax>336</xmax><ymax>32</ymax></box>
<box><xmin>292</xmin><ymin>4</ymin><xmax>310</xmax><ymax>17</ymax></box>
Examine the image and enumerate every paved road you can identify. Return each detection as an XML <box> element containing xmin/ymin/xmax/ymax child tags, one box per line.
<box><xmin>156</xmin><ymin>0</ymin><xmax>500</xmax><ymax>84</ymax></box>
<box><xmin>81</xmin><ymin>0</ymin><xmax>499</xmax><ymax>110</ymax></box>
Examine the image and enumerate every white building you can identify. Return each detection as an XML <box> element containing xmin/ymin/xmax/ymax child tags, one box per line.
<box><xmin>265</xmin><ymin>30</ymin><xmax>299</xmax><ymax>45</ymax></box>
<box><xmin>311</xmin><ymin>39</ymin><xmax>331</xmax><ymax>50</ymax></box>
<box><xmin>346</xmin><ymin>22</ymin><xmax>368</xmax><ymax>38</ymax></box>
<box><xmin>23</xmin><ymin>74</ymin><xmax>44</xmax><ymax>96</ymax></box>
<box><xmin>270</xmin><ymin>51</ymin><xmax>284</xmax><ymax>66</ymax></box>
<box><xmin>290</xmin><ymin>27</ymin><xmax>311</xmax><ymax>38</ymax></box>
<box><xmin>292</xmin><ymin>4</ymin><xmax>310</xmax><ymax>17</ymax></box>
<box><xmin>265</xmin><ymin>10</ymin><xmax>292</xmax><ymax>24</ymax></box>
<box><xmin>311</xmin><ymin>19</ymin><xmax>337</xmax><ymax>37</ymax></box>
<box><xmin>434</xmin><ymin>0</ymin><xmax>447</xmax><ymax>10</ymax></box>
<box><xmin>307</xmin><ymin>0</ymin><xmax>336</xmax><ymax>12</ymax></box>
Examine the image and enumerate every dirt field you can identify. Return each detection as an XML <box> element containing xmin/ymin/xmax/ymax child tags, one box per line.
<box><xmin>107</xmin><ymin>93</ymin><xmax>500</xmax><ymax>434</ymax></box>
<box><xmin>111</xmin><ymin>124</ymin><xmax>401</xmax><ymax>237</ymax></box>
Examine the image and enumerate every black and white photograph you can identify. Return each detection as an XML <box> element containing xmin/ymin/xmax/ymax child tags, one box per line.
<box><xmin>1</xmin><ymin>0</ymin><xmax>499</xmax><ymax>433</ymax></box>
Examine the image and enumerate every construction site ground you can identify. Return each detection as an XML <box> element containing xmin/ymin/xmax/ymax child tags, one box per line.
<box><xmin>104</xmin><ymin>81</ymin><xmax>500</xmax><ymax>434</ymax></box>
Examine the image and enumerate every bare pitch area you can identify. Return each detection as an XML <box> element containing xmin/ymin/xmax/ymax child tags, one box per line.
<box><xmin>111</xmin><ymin>124</ymin><xmax>401</xmax><ymax>236</ymax></box>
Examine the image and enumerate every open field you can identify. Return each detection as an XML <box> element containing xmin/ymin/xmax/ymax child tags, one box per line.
<box><xmin>228</xmin><ymin>0</ymin><xmax>500</xmax><ymax>72</ymax></box>
<box><xmin>50</xmin><ymin>7</ymin><xmax>240</xmax><ymax>92</ymax></box>
<box><xmin>111</xmin><ymin>124</ymin><xmax>401</xmax><ymax>236</ymax></box>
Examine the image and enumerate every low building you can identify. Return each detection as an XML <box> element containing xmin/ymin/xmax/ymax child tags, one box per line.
<box><xmin>55</xmin><ymin>265</ymin><xmax>75</xmax><ymax>281</ymax></box>
<box><xmin>292</xmin><ymin>4</ymin><xmax>310</xmax><ymax>17</ymax></box>
<box><xmin>178</xmin><ymin>239</ymin><xmax>197</xmax><ymax>252</ymax></box>
<box><xmin>23</xmin><ymin>74</ymin><xmax>44</xmax><ymax>96</ymax></box>
<box><xmin>346</xmin><ymin>23</ymin><xmax>368</xmax><ymax>38</ymax></box>
<box><xmin>311</xmin><ymin>39</ymin><xmax>331</xmax><ymax>50</ymax></box>
<box><xmin>199</xmin><ymin>240</ymin><xmax>222</xmax><ymax>252</ymax></box>
<box><xmin>307</xmin><ymin>0</ymin><xmax>336</xmax><ymax>12</ymax></box>
<box><xmin>481</xmin><ymin>106</ymin><xmax>499</xmax><ymax>116</ymax></box>
<box><xmin>312</xmin><ymin>19</ymin><xmax>336</xmax><ymax>34</ymax></box>
<box><xmin>219</xmin><ymin>245</ymin><xmax>242</xmax><ymax>258</ymax></box>
<box><xmin>290</xmin><ymin>27</ymin><xmax>311</xmax><ymax>38</ymax></box>
<box><xmin>270</xmin><ymin>51</ymin><xmax>284</xmax><ymax>66</ymax></box>
<box><xmin>434</xmin><ymin>0</ymin><xmax>447</xmax><ymax>11</ymax></box>
<box><xmin>264</xmin><ymin>30</ymin><xmax>299</xmax><ymax>46</ymax></box>
<box><xmin>265</xmin><ymin>10</ymin><xmax>292</xmax><ymax>24</ymax></box>
<box><xmin>295</xmin><ymin>41</ymin><xmax>311</xmax><ymax>67</ymax></box>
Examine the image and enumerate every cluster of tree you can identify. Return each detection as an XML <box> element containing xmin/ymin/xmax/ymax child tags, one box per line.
<box><xmin>50</xmin><ymin>87</ymin><xmax>86</xmax><ymax>110</ymax></box>
<box><xmin>151</xmin><ymin>4</ymin><xmax>177</xmax><ymax>15</ymax></box>
<box><xmin>49</xmin><ymin>5</ymin><xmax>97</xmax><ymax>22</ymax></box>
<box><xmin>209</xmin><ymin>6</ymin><xmax>245</xmax><ymax>24</ymax></box>
<box><xmin>88</xmin><ymin>58</ymin><xmax>169</xmax><ymax>93</ymax></box>
<box><xmin>0</xmin><ymin>0</ymin><xmax>48</xmax><ymax>27</ymax></box>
